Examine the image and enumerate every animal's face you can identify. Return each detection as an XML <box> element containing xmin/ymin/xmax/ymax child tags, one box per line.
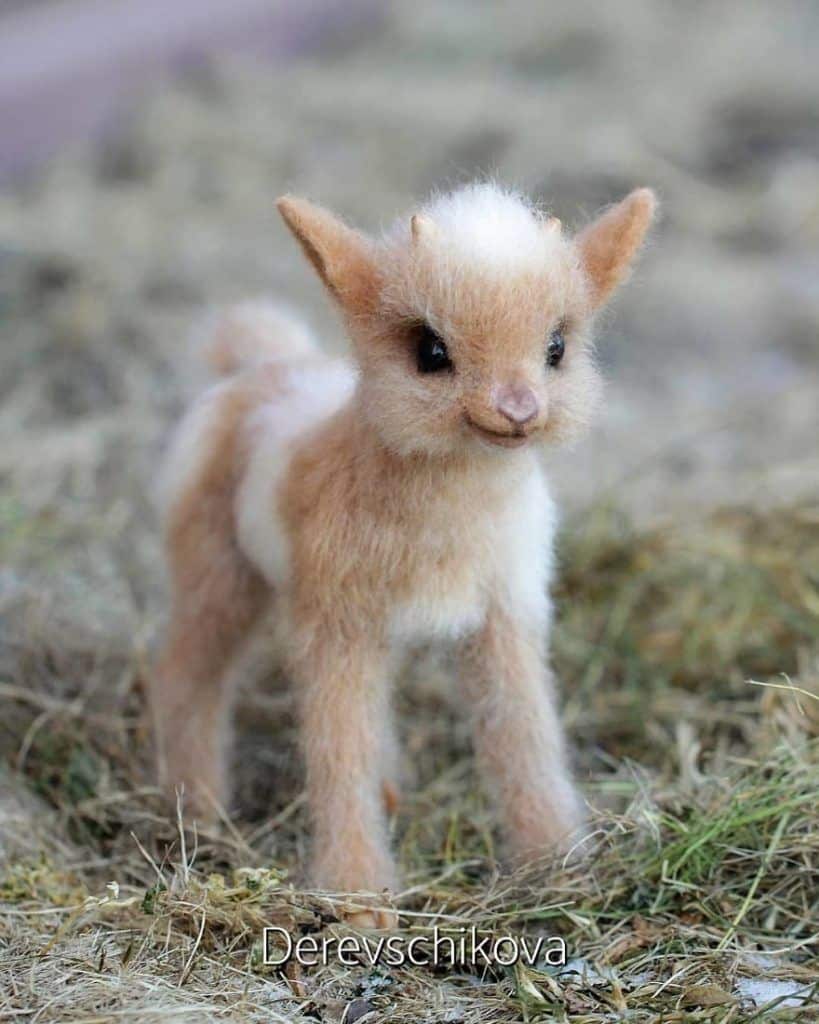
<box><xmin>277</xmin><ymin>184</ymin><xmax>655</xmax><ymax>458</ymax></box>
<box><xmin>361</xmin><ymin>200</ymin><xmax>602</xmax><ymax>456</ymax></box>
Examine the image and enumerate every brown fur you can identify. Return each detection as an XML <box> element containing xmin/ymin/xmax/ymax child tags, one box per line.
<box><xmin>150</xmin><ymin>383</ymin><xmax>270</xmax><ymax>810</ymax></box>
<box><xmin>458</xmin><ymin>604</ymin><xmax>580</xmax><ymax>856</ymax></box>
<box><xmin>150</xmin><ymin>184</ymin><xmax>656</xmax><ymax>922</ymax></box>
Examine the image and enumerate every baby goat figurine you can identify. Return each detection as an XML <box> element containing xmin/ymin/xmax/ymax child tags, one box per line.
<box><xmin>151</xmin><ymin>183</ymin><xmax>655</xmax><ymax>923</ymax></box>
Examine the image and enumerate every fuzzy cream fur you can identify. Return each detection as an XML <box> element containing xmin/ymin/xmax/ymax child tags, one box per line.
<box><xmin>150</xmin><ymin>182</ymin><xmax>656</xmax><ymax>926</ymax></box>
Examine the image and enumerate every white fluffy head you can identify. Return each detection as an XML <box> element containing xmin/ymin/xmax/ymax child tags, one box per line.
<box><xmin>389</xmin><ymin>182</ymin><xmax>562</xmax><ymax>278</ymax></box>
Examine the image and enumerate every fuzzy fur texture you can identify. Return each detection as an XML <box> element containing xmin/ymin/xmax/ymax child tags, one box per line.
<box><xmin>150</xmin><ymin>182</ymin><xmax>656</xmax><ymax>923</ymax></box>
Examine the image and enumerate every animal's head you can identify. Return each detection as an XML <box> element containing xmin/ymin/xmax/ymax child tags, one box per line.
<box><xmin>277</xmin><ymin>183</ymin><xmax>656</xmax><ymax>457</ymax></box>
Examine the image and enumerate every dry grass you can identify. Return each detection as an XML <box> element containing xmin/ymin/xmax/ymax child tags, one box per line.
<box><xmin>1</xmin><ymin>3</ymin><xmax>818</xmax><ymax>1018</ymax></box>
<box><xmin>1</xmin><ymin>503</ymin><xmax>817</xmax><ymax>1022</ymax></box>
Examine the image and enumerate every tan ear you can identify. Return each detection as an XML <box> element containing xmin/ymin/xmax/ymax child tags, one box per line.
<box><xmin>576</xmin><ymin>188</ymin><xmax>657</xmax><ymax>310</ymax></box>
<box><xmin>276</xmin><ymin>196</ymin><xmax>380</xmax><ymax>315</ymax></box>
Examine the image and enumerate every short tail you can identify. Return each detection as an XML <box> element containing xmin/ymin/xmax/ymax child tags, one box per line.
<box><xmin>197</xmin><ymin>300</ymin><xmax>317</xmax><ymax>376</ymax></box>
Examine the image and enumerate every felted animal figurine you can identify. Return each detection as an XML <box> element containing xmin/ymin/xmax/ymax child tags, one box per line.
<box><xmin>150</xmin><ymin>182</ymin><xmax>656</xmax><ymax>925</ymax></box>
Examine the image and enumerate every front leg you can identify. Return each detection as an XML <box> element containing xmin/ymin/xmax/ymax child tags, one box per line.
<box><xmin>458</xmin><ymin>601</ymin><xmax>583</xmax><ymax>860</ymax></box>
<box><xmin>290</xmin><ymin>624</ymin><xmax>398</xmax><ymax>915</ymax></box>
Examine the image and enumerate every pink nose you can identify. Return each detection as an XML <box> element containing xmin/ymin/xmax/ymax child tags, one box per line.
<box><xmin>495</xmin><ymin>383</ymin><xmax>539</xmax><ymax>427</ymax></box>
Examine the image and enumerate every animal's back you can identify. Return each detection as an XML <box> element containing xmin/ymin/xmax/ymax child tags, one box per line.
<box><xmin>156</xmin><ymin>302</ymin><xmax>356</xmax><ymax>555</ymax></box>
<box><xmin>234</xmin><ymin>357</ymin><xmax>357</xmax><ymax>584</ymax></box>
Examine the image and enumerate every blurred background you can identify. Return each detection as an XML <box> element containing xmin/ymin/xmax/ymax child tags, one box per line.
<box><xmin>0</xmin><ymin>8</ymin><xmax>817</xmax><ymax>1013</ymax></box>
<box><xmin>2</xmin><ymin>0</ymin><xmax>818</xmax><ymax>577</ymax></box>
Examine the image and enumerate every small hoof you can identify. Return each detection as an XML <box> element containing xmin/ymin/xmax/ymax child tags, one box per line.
<box><xmin>381</xmin><ymin>780</ymin><xmax>400</xmax><ymax>816</ymax></box>
<box><xmin>345</xmin><ymin>907</ymin><xmax>399</xmax><ymax>930</ymax></box>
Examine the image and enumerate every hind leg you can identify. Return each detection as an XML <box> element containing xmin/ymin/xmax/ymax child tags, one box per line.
<box><xmin>150</xmin><ymin>384</ymin><xmax>269</xmax><ymax>818</ymax></box>
<box><xmin>151</xmin><ymin>552</ymin><xmax>268</xmax><ymax>818</ymax></box>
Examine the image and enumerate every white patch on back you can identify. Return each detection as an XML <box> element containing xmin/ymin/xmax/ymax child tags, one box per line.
<box><xmin>155</xmin><ymin>379</ymin><xmax>233</xmax><ymax>518</ymax></box>
<box><xmin>235</xmin><ymin>359</ymin><xmax>357</xmax><ymax>585</ymax></box>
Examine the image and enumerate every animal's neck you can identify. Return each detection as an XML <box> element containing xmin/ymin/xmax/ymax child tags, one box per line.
<box><xmin>342</xmin><ymin>397</ymin><xmax>536</xmax><ymax>507</ymax></box>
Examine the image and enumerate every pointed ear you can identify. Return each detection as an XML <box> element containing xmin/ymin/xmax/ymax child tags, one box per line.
<box><xmin>276</xmin><ymin>196</ymin><xmax>380</xmax><ymax>315</ymax></box>
<box><xmin>576</xmin><ymin>188</ymin><xmax>657</xmax><ymax>310</ymax></box>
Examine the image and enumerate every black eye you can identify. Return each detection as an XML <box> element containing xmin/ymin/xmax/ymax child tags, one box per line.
<box><xmin>414</xmin><ymin>323</ymin><xmax>453</xmax><ymax>373</ymax></box>
<box><xmin>546</xmin><ymin>326</ymin><xmax>565</xmax><ymax>368</ymax></box>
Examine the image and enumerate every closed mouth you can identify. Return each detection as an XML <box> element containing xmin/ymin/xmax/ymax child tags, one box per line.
<box><xmin>465</xmin><ymin>415</ymin><xmax>530</xmax><ymax>448</ymax></box>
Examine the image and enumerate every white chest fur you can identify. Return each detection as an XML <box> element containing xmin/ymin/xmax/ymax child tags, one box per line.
<box><xmin>388</xmin><ymin>460</ymin><xmax>557</xmax><ymax>644</ymax></box>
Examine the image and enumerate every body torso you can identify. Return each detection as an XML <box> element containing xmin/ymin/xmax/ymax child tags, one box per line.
<box><xmin>232</xmin><ymin>358</ymin><xmax>557</xmax><ymax>648</ymax></box>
